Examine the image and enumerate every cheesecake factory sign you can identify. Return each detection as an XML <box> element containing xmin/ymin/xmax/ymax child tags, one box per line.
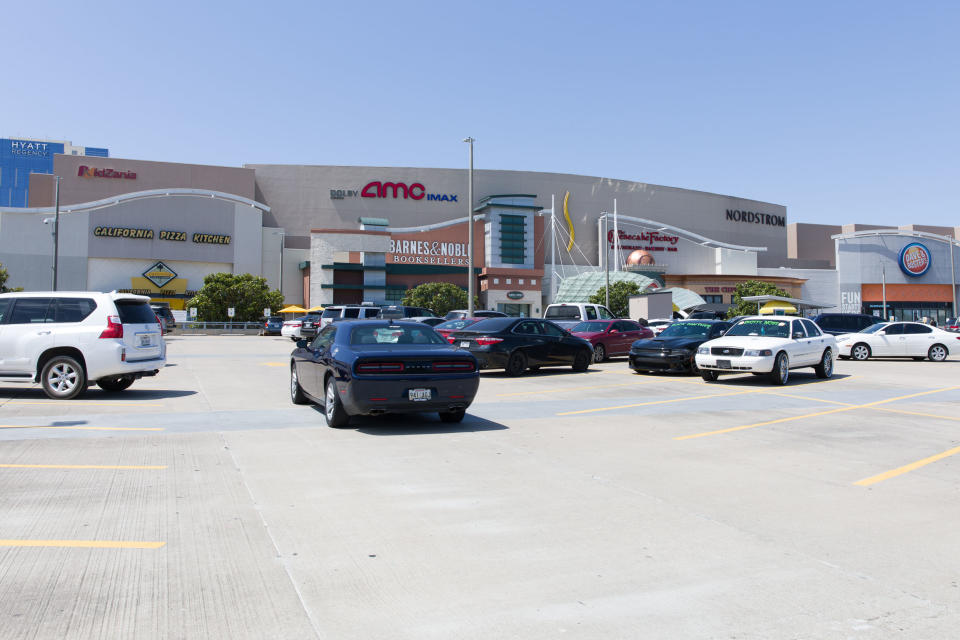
<box><xmin>92</xmin><ymin>226</ymin><xmax>231</xmax><ymax>245</ymax></box>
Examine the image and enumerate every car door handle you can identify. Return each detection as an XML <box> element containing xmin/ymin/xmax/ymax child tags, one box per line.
<box><xmin>37</xmin><ymin>331</ymin><xmax>51</xmax><ymax>335</ymax></box>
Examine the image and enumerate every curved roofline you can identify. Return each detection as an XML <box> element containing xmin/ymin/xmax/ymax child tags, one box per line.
<box><xmin>604</xmin><ymin>213</ymin><xmax>767</xmax><ymax>252</ymax></box>
<box><xmin>6</xmin><ymin>188</ymin><xmax>269</xmax><ymax>214</ymax></box>
<box><xmin>388</xmin><ymin>214</ymin><xmax>487</xmax><ymax>233</ymax></box>
<box><xmin>831</xmin><ymin>228</ymin><xmax>960</xmax><ymax>247</ymax></box>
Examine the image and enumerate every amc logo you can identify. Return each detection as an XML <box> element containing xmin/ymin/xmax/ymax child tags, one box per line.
<box><xmin>361</xmin><ymin>181</ymin><xmax>458</xmax><ymax>203</ymax></box>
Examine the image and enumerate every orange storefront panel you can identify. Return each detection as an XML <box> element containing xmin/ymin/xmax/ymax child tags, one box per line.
<box><xmin>861</xmin><ymin>283</ymin><xmax>953</xmax><ymax>302</ymax></box>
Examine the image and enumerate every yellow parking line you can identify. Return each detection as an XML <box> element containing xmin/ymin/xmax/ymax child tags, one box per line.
<box><xmin>498</xmin><ymin>379</ymin><xmax>662</xmax><ymax>397</ymax></box>
<box><xmin>869</xmin><ymin>407</ymin><xmax>960</xmax><ymax>422</ymax></box>
<box><xmin>855</xmin><ymin>445</ymin><xmax>960</xmax><ymax>486</ymax></box>
<box><xmin>0</xmin><ymin>425</ymin><xmax>164</xmax><ymax>432</ymax></box>
<box><xmin>676</xmin><ymin>385</ymin><xmax>960</xmax><ymax>440</ymax></box>
<box><xmin>764</xmin><ymin>392</ymin><xmax>853</xmax><ymax>407</ymax></box>
<box><xmin>0</xmin><ymin>539</ymin><xmax>165</xmax><ymax>549</ymax></box>
<box><xmin>3</xmin><ymin>401</ymin><xmax>165</xmax><ymax>407</ymax></box>
<box><xmin>557</xmin><ymin>389</ymin><xmax>761</xmax><ymax>416</ymax></box>
<box><xmin>0</xmin><ymin>464</ymin><xmax>166</xmax><ymax>470</ymax></box>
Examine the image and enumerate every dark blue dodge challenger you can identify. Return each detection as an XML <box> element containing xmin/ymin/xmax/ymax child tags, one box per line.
<box><xmin>290</xmin><ymin>321</ymin><xmax>480</xmax><ymax>428</ymax></box>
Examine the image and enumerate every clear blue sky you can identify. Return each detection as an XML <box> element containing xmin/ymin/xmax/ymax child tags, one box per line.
<box><xmin>4</xmin><ymin>1</ymin><xmax>957</xmax><ymax>227</ymax></box>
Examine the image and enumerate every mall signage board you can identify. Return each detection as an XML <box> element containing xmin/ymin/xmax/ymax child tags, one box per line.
<box><xmin>898</xmin><ymin>242</ymin><xmax>931</xmax><ymax>277</ymax></box>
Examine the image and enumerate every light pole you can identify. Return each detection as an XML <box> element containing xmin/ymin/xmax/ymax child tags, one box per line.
<box><xmin>463</xmin><ymin>137</ymin><xmax>475</xmax><ymax>316</ymax></box>
<box><xmin>53</xmin><ymin>176</ymin><xmax>61</xmax><ymax>290</ymax></box>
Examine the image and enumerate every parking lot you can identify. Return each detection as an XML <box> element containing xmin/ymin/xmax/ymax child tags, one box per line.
<box><xmin>1</xmin><ymin>335</ymin><xmax>959</xmax><ymax>639</ymax></box>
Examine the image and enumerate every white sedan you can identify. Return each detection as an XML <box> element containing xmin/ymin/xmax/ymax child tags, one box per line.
<box><xmin>281</xmin><ymin>317</ymin><xmax>305</xmax><ymax>341</ymax></box>
<box><xmin>695</xmin><ymin>316</ymin><xmax>837</xmax><ymax>385</ymax></box>
<box><xmin>836</xmin><ymin>322</ymin><xmax>959</xmax><ymax>361</ymax></box>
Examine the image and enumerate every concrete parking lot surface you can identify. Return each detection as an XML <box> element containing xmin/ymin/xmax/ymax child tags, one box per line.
<box><xmin>1</xmin><ymin>336</ymin><xmax>959</xmax><ymax>639</ymax></box>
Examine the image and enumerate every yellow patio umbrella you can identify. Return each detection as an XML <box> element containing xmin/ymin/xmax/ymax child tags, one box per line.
<box><xmin>306</xmin><ymin>305</ymin><xmax>325</xmax><ymax>312</ymax></box>
<box><xmin>278</xmin><ymin>305</ymin><xmax>307</xmax><ymax>314</ymax></box>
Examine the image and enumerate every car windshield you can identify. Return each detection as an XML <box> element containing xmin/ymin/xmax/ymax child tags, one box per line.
<box><xmin>725</xmin><ymin>319</ymin><xmax>791</xmax><ymax>338</ymax></box>
<box><xmin>350</xmin><ymin>324</ymin><xmax>447</xmax><ymax>345</ymax></box>
<box><xmin>321</xmin><ymin>309</ymin><xmax>340</xmax><ymax>318</ymax></box>
<box><xmin>571</xmin><ymin>321</ymin><xmax>609</xmax><ymax>333</ymax></box>
<box><xmin>658</xmin><ymin>322</ymin><xmax>712</xmax><ymax>338</ymax></box>
<box><xmin>436</xmin><ymin>318</ymin><xmax>476</xmax><ymax>331</ymax></box>
<box><xmin>545</xmin><ymin>306</ymin><xmax>581</xmax><ymax>319</ymax></box>
<box><xmin>859</xmin><ymin>323</ymin><xmax>889</xmax><ymax>334</ymax></box>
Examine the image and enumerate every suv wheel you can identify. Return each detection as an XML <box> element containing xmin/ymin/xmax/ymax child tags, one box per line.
<box><xmin>41</xmin><ymin>355</ymin><xmax>87</xmax><ymax>400</ymax></box>
<box><xmin>97</xmin><ymin>375</ymin><xmax>135</xmax><ymax>392</ymax></box>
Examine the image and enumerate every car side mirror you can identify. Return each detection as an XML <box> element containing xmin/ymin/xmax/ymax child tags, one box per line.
<box><xmin>875</xmin><ymin>330</ymin><xmax>886</xmax><ymax>335</ymax></box>
<box><xmin>296</xmin><ymin>339</ymin><xmax>308</xmax><ymax>349</ymax></box>
<box><xmin>793</xmin><ymin>332</ymin><xmax>805</xmax><ymax>339</ymax></box>
<box><xmin>609</xmin><ymin>329</ymin><xmax>618</xmax><ymax>334</ymax></box>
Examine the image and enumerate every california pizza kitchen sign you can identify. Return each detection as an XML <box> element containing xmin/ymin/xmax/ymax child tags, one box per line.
<box><xmin>390</xmin><ymin>239</ymin><xmax>469</xmax><ymax>265</ymax></box>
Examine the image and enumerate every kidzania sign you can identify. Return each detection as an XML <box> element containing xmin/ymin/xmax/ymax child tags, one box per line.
<box><xmin>361</xmin><ymin>181</ymin><xmax>458</xmax><ymax>202</ymax></box>
<box><xmin>78</xmin><ymin>165</ymin><xmax>137</xmax><ymax>180</ymax></box>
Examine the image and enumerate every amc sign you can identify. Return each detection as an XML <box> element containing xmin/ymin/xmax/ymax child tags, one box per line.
<box><xmin>360</xmin><ymin>181</ymin><xmax>459</xmax><ymax>203</ymax></box>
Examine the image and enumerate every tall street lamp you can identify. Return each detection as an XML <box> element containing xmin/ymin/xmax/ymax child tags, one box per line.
<box><xmin>463</xmin><ymin>137</ymin><xmax>475</xmax><ymax>316</ymax></box>
<box><xmin>53</xmin><ymin>176</ymin><xmax>61</xmax><ymax>290</ymax></box>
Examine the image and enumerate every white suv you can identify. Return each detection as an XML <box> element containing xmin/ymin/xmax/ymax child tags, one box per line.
<box><xmin>0</xmin><ymin>291</ymin><xmax>166</xmax><ymax>399</ymax></box>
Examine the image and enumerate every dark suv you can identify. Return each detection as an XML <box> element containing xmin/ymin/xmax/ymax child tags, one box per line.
<box><xmin>151</xmin><ymin>305</ymin><xmax>176</xmax><ymax>332</ymax></box>
<box><xmin>811</xmin><ymin>313</ymin><xmax>881</xmax><ymax>336</ymax></box>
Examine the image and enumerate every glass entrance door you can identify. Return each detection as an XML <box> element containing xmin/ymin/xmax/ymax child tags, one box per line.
<box><xmin>497</xmin><ymin>303</ymin><xmax>531</xmax><ymax>317</ymax></box>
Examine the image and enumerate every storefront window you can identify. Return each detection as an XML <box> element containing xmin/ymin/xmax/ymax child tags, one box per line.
<box><xmin>702</xmin><ymin>295</ymin><xmax>723</xmax><ymax>304</ymax></box>
<box><xmin>497</xmin><ymin>303</ymin><xmax>530</xmax><ymax>317</ymax></box>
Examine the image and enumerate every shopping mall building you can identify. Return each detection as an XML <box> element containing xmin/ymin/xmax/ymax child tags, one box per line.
<box><xmin>0</xmin><ymin>150</ymin><xmax>956</xmax><ymax>321</ymax></box>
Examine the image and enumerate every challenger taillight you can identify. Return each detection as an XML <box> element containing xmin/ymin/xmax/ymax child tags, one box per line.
<box><xmin>431</xmin><ymin>361</ymin><xmax>476</xmax><ymax>372</ymax></box>
<box><xmin>99</xmin><ymin>315</ymin><xmax>123</xmax><ymax>339</ymax></box>
<box><xmin>473</xmin><ymin>337</ymin><xmax>503</xmax><ymax>346</ymax></box>
<box><xmin>447</xmin><ymin>336</ymin><xmax>456</xmax><ymax>343</ymax></box>
<box><xmin>356</xmin><ymin>362</ymin><xmax>405</xmax><ymax>373</ymax></box>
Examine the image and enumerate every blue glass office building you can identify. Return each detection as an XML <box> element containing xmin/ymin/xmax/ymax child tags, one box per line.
<box><xmin>0</xmin><ymin>138</ymin><xmax>108</xmax><ymax>207</ymax></box>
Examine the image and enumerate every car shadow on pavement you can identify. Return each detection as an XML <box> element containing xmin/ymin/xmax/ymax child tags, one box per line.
<box><xmin>480</xmin><ymin>367</ymin><xmax>608</xmax><ymax>378</ymax></box>
<box><xmin>704</xmin><ymin>372</ymin><xmax>854</xmax><ymax>386</ymax></box>
<box><xmin>0</xmin><ymin>388</ymin><xmax>198</xmax><ymax>400</ymax></box>
<box><xmin>309</xmin><ymin>406</ymin><xmax>508</xmax><ymax>435</ymax></box>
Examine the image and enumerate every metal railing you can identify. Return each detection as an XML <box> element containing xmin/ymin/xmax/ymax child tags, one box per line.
<box><xmin>175</xmin><ymin>321</ymin><xmax>267</xmax><ymax>335</ymax></box>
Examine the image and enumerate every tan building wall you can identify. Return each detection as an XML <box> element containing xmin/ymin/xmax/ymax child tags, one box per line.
<box><xmin>788</xmin><ymin>223</ymin><xmax>841</xmax><ymax>265</ymax></box>
<box><xmin>28</xmin><ymin>155</ymin><xmax>255</xmax><ymax>207</ymax></box>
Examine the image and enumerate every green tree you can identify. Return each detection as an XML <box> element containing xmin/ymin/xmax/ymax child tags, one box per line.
<box><xmin>401</xmin><ymin>282</ymin><xmax>479</xmax><ymax>318</ymax></box>
<box><xmin>726</xmin><ymin>280</ymin><xmax>789</xmax><ymax>319</ymax></box>
<box><xmin>0</xmin><ymin>262</ymin><xmax>22</xmax><ymax>293</ymax></box>
<box><xmin>589</xmin><ymin>280</ymin><xmax>641</xmax><ymax>318</ymax></box>
<box><xmin>185</xmin><ymin>273</ymin><xmax>284</xmax><ymax>321</ymax></box>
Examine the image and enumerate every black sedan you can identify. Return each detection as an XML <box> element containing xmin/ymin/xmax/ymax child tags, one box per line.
<box><xmin>450</xmin><ymin>317</ymin><xmax>593</xmax><ymax>376</ymax></box>
<box><xmin>629</xmin><ymin>320</ymin><xmax>731</xmax><ymax>374</ymax></box>
<box><xmin>290</xmin><ymin>321</ymin><xmax>479</xmax><ymax>427</ymax></box>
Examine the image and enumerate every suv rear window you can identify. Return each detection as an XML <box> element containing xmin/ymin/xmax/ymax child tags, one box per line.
<box><xmin>321</xmin><ymin>308</ymin><xmax>340</xmax><ymax>319</ymax></box>
<box><xmin>115</xmin><ymin>300</ymin><xmax>159</xmax><ymax>324</ymax></box>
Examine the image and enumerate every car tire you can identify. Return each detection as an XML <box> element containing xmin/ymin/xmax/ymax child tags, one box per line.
<box><xmin>505</xmin><ymin>351</ymin><xmax>528</xmax><ymax>377</ymax></box>
<box><xmin>593</xmin><ymin>344</ymin><xmax>606</xmax><ymax>363</ymax></box>
<box><xmin>687</xmin><ymin>355</ymin><xmax>699</xmax><ymax>375</ymax></box>
<box><xmin>97</xmin><ymin>375</ymin><xmax>135</xmax><ymax>392</ymax></box>
<box><xmin>928</xmin><ymin>344</ymin><xmax>948</xmax><ymax>362</ymax></box>
<box><xmin>769</xmin><ymin>352</ymin><xmax>789</xmax><ymax>386</ymax></box>
<box><xmin>701</xmin><ymin>370</ymin><xmax>720</xmax><ymax>382</ymax></box>
<box><xmin>40</xmin><ymin>355</ymin><xmax>87</xmax><ymax>400</ymax></box>
<box><xmin>439</xmin><ymin>409</ymin><xmax>466</xmax><ymax>423</ymax></box>
<box><xmin>814</xmin><ymin>349</ymin><xmax>833</xmax><ymax>379</ymax></box>
<box><xmin>529</xmin><ymin>366</ymin><xmax>541</xmax><ymax>372</ymax></box>
<box><xmin>851</xmin><ymin>343</ymin><xmax>871</xmax><ymax>361</ymax></box>
<box><xmin>324</xmin><ymin>378</ymin><xmax>351</xmax><ymax>428</ymax></box>
<box><xmin>572</xmin><ymin>350</ymin><xmax>590</xmax><ymax>372</ymax></box>
<box><xmin>290</xmin><ymin>365</ymin><xmax>309</xmax><ymax>405</ymax></box>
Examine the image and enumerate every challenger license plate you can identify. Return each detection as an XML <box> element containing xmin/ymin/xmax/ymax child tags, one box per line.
<box><xmin>716</xmin><ymin>359</ymin><xmax>732</xmax><ymax>369</ymax></box>
<box><xmin>460</xmin><ymin>341</ymin><xmax>470</xmax><ymax>348</ymax></box>
<box><xmin>409</xmin><ymin>388</ymin><xmax>431</xmax><ymax>402</ymax></box>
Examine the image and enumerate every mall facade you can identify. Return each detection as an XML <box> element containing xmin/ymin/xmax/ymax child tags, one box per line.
<box><xmin>0</xmin><ymin>151</ymin><xmax>956</xmax><ymax>319</ymax></box>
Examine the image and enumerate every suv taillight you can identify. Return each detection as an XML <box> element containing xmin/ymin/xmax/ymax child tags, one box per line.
<box><xmin>99</xmin><ymin>315</ymin><xmax>123</xmax><ymax>339</ymax></box>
